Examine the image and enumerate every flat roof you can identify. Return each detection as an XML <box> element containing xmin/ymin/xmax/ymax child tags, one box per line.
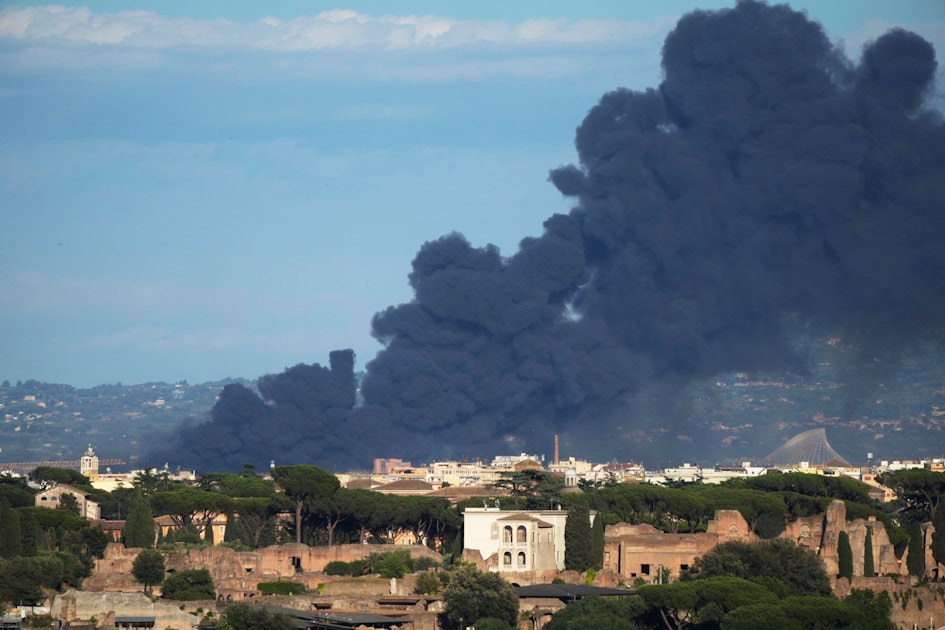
<box><xmin>515</xmin><ymin>584</ymin><xmax>635</xmax><ymax>601</ymax></box>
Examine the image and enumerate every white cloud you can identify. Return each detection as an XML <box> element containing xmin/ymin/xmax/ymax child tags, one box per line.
<box><xmin>0</xmin><ymin>5</ymin><xmax>672</xmax><ymax>52</ymax></box>
<box><xmin>0</xmin><ymin>6</ymin><xmax>678</xmax><ymax>81</ymax></box>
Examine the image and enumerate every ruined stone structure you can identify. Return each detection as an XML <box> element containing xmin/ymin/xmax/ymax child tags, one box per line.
<box><xmin>603</xmin><ymin>510</ymin><xmax>753</xmax><ymax>583</ymax></box>
<box><xmin>89</xmin><ymin>542</ymin><xmax>442</xmax><ymax>602</ymax></box>
<box><xmin>603</xmin><ymin>500</ymin><xmax>913</xmax><ymax>588</ymax></box>
<box><xmin>51</xmin><ymin>591</ymin><xmax>199</xmax><ymax>629</ymax></box>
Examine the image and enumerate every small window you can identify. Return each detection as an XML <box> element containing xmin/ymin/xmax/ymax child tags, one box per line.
<box><xmin>641</xmin><ymin>564</ymin><xmax>650</xmax><ymax>576</ymax></box>
<box><xmin>516</xmin><ymin>526</ymin><xmax>527</xmax><ymax>543</ymax></box>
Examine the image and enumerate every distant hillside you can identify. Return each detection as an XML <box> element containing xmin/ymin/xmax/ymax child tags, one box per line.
<box><xmin>0</xmin><ymin>378</ymin><xmax>248</xmax><ymax>469</ymax></box>
<box><xmin>1</xmin><ymin>339</ymin><xmax>943</xmax><ymax>472</ymax></box>
<box><xmin>593</xmin><ymin>337</ymin><xmax>945</xmax><ymax>468</ymax></box>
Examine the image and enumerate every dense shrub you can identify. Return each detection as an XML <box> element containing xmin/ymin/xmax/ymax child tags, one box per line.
<box><xmin>161</xmin><ymin>569</ymin><xmax>215</xmax><ymax>601</ymax></box>
<box><xmin>323</xmin><ymin>560</ymin><xmax>356</xmax><ymax>576</ymax></box>
<box><xmin>257</xmin><ymin>580</ymin><xmax>306</xmax><ymax>595</ymax></box>
<box><xmin>415</xmin><ymin>571</ymin><xmax>441</xmax><ymax>595</ymax></box>
<box><xmin>219</xmin><ymin>602</ymin><xmax>294</xmax><ymax>630</ymax></box>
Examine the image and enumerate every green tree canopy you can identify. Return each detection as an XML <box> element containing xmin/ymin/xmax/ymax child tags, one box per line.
<box><xmin>123</xmin><ymin>495</ymin><xmax>156</xmax><ymax>548</ymax></box>
<box><xmin>638</xmin><ymin>576</ymin><xmax>778</xmax><ymax>629</ymax></box>
<box><xmin>490</xmin><ymin>470</ymin><xmax>563</xmax><ymax>509</ymax></box>
<box><xmin>270</xmin><ymin>465</ymin><xmax>339</xmax><ymax>545</ymax></box>
<box><xmin>442</xmin><ymin>563</ymin><xmax>518</xmax><ymax>630</ymax></box>
<box><xmin>905</xmin><ymin>521</ymin><xmax>926</xmax><ymax>577</ymax></box>
<box><xmin>0</xmin><ymin>500</ymin><xmax>23</xmax><ymax>558</ymax></box>
<box><xmin>57</xmin><ymin>493</ymin><xmax>80</xmax><ymax>515</ymax></box>
<box><xmin>565</xmin><ymin>503</ymin><xmax>593</xmax><ymax>572</ymax></box>
<box><xmin>542</xmin><ymin>595</ymin><xmax>647</xmax><ymax>630</ymax></box>
<box><xmin>161</xmin><ymin>568</ymin><xmax>215</xmax><ymax>601</ymax></box>
<box><xmin>150</xmin><ymin>486</ymin><xmax>233</xmax><ymax>541</ymax></box>
<box><xmin>131</xmin><ymin>549</ymin><xmax>165</xmax><ymax>596</ymax></box>
<box><xmin>837</xmin><ymin>531</ymin><xmax>853</xmax><ymax>580</ymax></box>
<box><xmin>931</xmin><ymin>502</ymin><xmax>945</xmax><ymax>568</ymax></box>
<box><xmin>684</xmin><ymin>538</ymin><xmax>831</xmax><ymax>597</ymax></box>
<box><xmin>863</xmin><ymin>526</ymin><xmax>875</xmax><ymax>577</ymax></box>
<box><xmin>219</xmin><ymin>602</ymin><xmax>294</xmax><ymax>630</ymax></box>
<box><xmin>0</xmin><ymin>480</ymin><xmax>36</xmax><ymax>508</ymax></box>
<box><xmin>29</xmin><ymin>467</ymin><xmax>91</xmax><ymax>488</ymax></box>
<box><xmin>876</xmin><ymin>469</ymin><xmax>945</xmax><ymax>523</ymax></box>
<box><xmin>198</xmin><ymin>472</ymin><xmax>277</xmax><ymax>498</ymax></box>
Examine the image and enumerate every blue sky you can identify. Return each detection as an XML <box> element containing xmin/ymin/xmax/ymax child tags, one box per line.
<box><xmin>1</xmin><ymin>1</ymin><xmax>943</xmax><ymax>387</ymax></box>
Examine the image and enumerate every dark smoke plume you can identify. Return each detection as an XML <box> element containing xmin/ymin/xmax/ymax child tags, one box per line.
<box><xmin>148</xmin><ymin>1</ymin><xmax>944</xmax><ymax>472</ymax></box>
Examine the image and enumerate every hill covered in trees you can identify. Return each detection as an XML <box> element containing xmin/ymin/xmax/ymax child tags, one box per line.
<box><xmin>2</xmin><ymin>334</ymin><xmax>945</xmax><ymax>472</ymax></box>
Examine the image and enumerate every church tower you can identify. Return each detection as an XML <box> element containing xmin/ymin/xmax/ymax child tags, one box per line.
<box><xmin>80</xmin><ymin>444</ymin><xmax>100</xmax><ymax>481</ymax></box>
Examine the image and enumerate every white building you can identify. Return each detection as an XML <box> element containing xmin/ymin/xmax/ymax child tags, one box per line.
<box><xmin>463</xmin><ymin>506</ymin><xmax>569</xmax><ymax>574</ymax></box>
<box><xmin>34</xmin><ymin>483</ymin><xmax>101</xmax><ymax>520</ymax></box>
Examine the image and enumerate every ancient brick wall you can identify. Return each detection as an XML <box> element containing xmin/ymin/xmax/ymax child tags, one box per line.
<box><xmin>603</xmin><ymin>511</ymin><xmax>754</xmax><ymax>583</ymax></box>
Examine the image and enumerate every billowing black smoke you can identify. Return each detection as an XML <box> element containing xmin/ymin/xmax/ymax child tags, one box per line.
<box><xmin>148</xmin><ymin>1</ymin><xmax>944</xmax><ymax>472</ymax></box>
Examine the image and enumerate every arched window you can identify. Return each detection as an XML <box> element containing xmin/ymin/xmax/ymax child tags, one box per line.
<box><xmin>503</xmin><ymin>552</ymin><xmax>512</xmax><ymax>566</ymax></box>
<box><xmin>516</xmin><ymin>526</ymin><xmax>527</xmax><ymax>543</ymax></box>
<box><xmin>518</xmin><ymin>552</ymin><xmax>527</xmax><ymax>566</ymax></box>
<box><xmin>503</xmin><ymin>526</ymin><xmax>513</xmax><ymax>543</ymax></box>
<box><xmin>728</xmin><ymin>525</ymin><xmax>739</xmax><ymax>538</ymax></box>
<box><xmin>800</xmin><ymin>525</ymin><xmax>811</xmax><ymax>539</ymax></box>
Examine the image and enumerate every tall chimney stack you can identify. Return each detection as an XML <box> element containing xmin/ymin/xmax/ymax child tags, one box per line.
<box><xmin>554</xmin><ymin>434</ymin><xmax>559</xmax><ymax>466</ymax></box>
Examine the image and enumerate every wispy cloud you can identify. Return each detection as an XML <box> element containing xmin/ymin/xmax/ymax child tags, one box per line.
<box><xmin>0</xmin><ymin>5</ymin><xmax>675</xmax><ymax>78</ymax></box>
<box><xmin>0</xmin><ymin>6</ymin><xmax>674</xmax><ymax>50</ymax></box>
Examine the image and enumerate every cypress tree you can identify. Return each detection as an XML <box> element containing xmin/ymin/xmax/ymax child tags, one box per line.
<box><xmin>0</xmin><ymin>499</ymin><xmax>22</xmax><ymax>558</ymax></box>
<box><xmin>906</xmin><ymin>522</ymin><xmax>926</xmax><ymax>579</ymax></box>
<box><xmin>590</xmin><ymin>510</ymin><xmax>605</xmax><ymax>570</ymax></box>
<box><xmin>837</xmin><ymin>530</ymin><xmax>853</xmax><ymax>580</ymax></box>
<box><xmin>863</xmin><ymin>525</ymin><xmax>875</xmax><ymax>577</ymax></box>
<box><xmin>564</xmin><ymin>504</ymin><xmax>593</xmax><ymax>572</ymax></box>
<box><xmin>123</xmin><ymin>496</ymin><xmax>156</xmax><ymax>548</ymax></box>
<box><xmin>18</xmin><ymin>508</ymin><xmax>37</xmax><ymax>557</ymax></box>
<box><xmin>224</xmin><ymin>516</ymin><xmax>253</xmax><ymax>548</ymax></box>
<box><xmin>931</xmin><ymin>503</ymin><xmax>945</xmax><ymax>569</ymax></box>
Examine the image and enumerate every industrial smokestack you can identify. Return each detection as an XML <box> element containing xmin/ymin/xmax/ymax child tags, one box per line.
<box><xmin>554</xmin><ymin>434</ymin><xmax>560</xmax><ymax>466</ymax></box>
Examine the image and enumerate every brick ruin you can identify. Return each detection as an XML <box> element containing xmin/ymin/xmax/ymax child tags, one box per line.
<box><xmin>72</xmin><ymin>502</ymin><xmax>944</xmax><ymax>629</ymax></box>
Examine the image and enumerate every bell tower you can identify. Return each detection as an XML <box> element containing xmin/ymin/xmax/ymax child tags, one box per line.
<box><xmin>80</xmin><ymin>444</ymin><xmax>100</xmax><ymax>481</ymax></box>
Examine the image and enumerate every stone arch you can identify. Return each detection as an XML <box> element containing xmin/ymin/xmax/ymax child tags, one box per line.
<box><xmin>503</xmin><ymin>526</ymin><xmax>513</xmax><ymax>543</ymax></box>
<box><xmin>516</xmin><ymin>526</ymin><xmax>527</xmax><ymax>543</ymax></box>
